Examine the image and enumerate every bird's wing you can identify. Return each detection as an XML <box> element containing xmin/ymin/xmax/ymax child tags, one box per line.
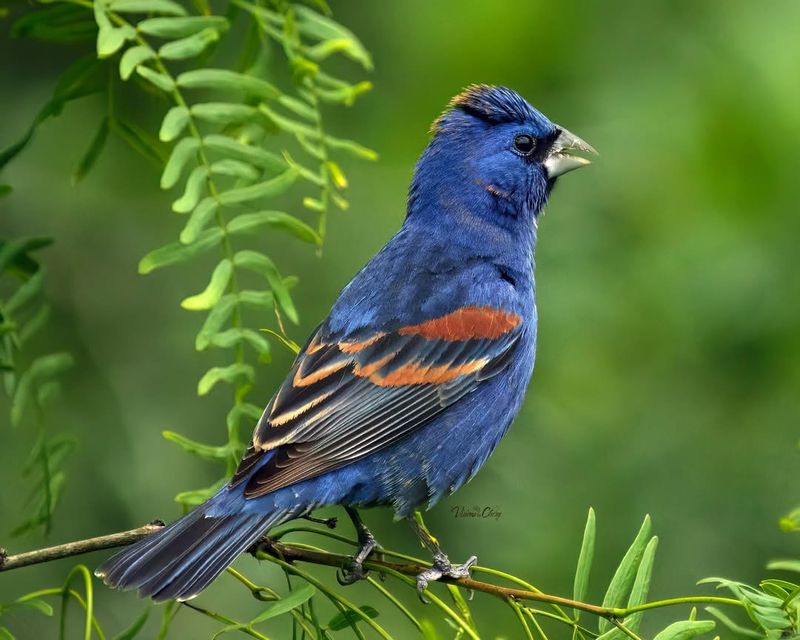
<box><xmin>231</xmin><ymin>305</ymin><xmax>523</xmax><ymax>498</ymax></box>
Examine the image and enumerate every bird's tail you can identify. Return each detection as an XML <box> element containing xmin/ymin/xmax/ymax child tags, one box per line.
<box><xmin>95</xmin><ymin>487</ymin><xmax>294</xmax><ymax>602</ymax></box>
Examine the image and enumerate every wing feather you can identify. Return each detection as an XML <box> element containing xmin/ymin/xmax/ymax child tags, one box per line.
<box><xmin>232</xmin><ymin>305</ymin><xmax>523</xmax><ymax>497</ymax></box>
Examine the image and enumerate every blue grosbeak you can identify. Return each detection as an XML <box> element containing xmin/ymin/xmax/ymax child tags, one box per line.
<box><xmin>97</xmin><ymin>84</ymin><xmax>595</xmax><ymax>601</ymax></box>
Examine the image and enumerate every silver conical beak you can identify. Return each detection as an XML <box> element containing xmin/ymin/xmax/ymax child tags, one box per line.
<box><xmin>543</xmin><ymin>126</ymin><xmax>597</xmax><ymax>178</ymax></box>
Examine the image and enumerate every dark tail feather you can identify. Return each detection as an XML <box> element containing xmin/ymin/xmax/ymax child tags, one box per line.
<box><xmin>96</xmin><ymin>504</ymin><xmax>291</xmax><ymax>602</ymax></box>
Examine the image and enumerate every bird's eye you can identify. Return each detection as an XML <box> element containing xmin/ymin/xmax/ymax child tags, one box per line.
<box><xmin>513</xmin><ymin>134</ymin><xmax>536</xmax><ymax>156</ymax></box>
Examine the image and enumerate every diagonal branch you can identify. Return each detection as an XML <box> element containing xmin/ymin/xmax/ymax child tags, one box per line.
<box><xmin>0</xmin><ymin>522</ymin><xmax>741</xmax><ymax>624</ymax></box>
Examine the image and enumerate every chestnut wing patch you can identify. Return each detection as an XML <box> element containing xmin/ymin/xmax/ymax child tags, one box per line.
<box><xmin>232</xmin><ymin>306</ymin><xmax>522</xmax><ymax>497</ymax></box>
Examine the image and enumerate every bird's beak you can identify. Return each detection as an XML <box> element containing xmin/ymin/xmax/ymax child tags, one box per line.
<box><xmin>543</xmin><ymin>127</ymin><xmax>597</xmax><ymax>178</ymax></box>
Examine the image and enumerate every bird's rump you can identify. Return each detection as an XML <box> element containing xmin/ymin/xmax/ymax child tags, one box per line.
<box><xmin>231</xmin><ymin>305</ymin><xmax>524</xmax><ymax>497</ymax></box>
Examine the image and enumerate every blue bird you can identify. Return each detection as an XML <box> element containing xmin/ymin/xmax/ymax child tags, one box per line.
<box><xmin>96</xmin><ymin>84</ymin><xmax>595</xmax><ymax>601</ymax></box>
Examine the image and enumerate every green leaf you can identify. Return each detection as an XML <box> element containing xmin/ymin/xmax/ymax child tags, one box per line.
<box><xmin>137</xmin><ymin>16</ymin><xmax>228</xmax><ymax>38</ymax></box>
<box><xmin>226</xmin><ymin>403</ymin><xmax>264</xmax><ymax>432</ymax></box>
<box><xmin>251</xmin><ymin>584</ymin><xmax>315</xmax><ymax>623</ymax></box>
<box><xmin>203</xmin><ymin>135</ymin><xmax>285</xmax><ymax>172</ymax></box>
<box><xmin>109</xmin><ymin>0</ymin><xmax>187</xmax><ymax>16</ymax></box>
<box><xmin>119</xmin><ymin>45</ymin><xmax>155</xmax><ymax>81</ymax></box>
<box><xmin>233</xmin><ymin>250</ymin><xmax>298</xmax><ymax>323</ymax></box>
<box><xmin>325</xmin><ymin>160</ymin><xmax>347</xmax><ymax>189</ymax></box>
<box><xmin>138</xmin><ymin>228</ymin><xmax>223</xmax><ymax>274</ymax></box>
<box><xmin>159</xmin><ymin>106</ymin><xmax>189</xmax><ymax>142</ymax></box>
<box><xmin>652</xmin><ymin>620</ymin><xmax>716</xmax><ymax>640</ymax></box>
<box><xmin>277</xmin><ymin>95</ymin><xmax>316</xmax><ymax>121</ymax></box>
<box><xmin>326</xmin><ymin>135</ymin><xmax>378</xmax><ymax>161</ymax></box>
<box><xmin>15</xmin><ymin>598</ymin><xmax>54</xmax><ymax>616</ymax></box>
<box><xmin>210</xmin><ymin>159</ymin><xmax>259</xmax><ymax>181</ymax></box>
<box><xmin>0</xmin><ymin>237</ymin><xmax>51</xmax><ymax>274</ymax></box>
<box><xmin>293</xmin><ymin>5</ymin><xmax>372</xmax><ymax>69</ymax></box>
<box><xmin>162</xmin><ymin>430</ymin><xmax>230</xmax><ymax>460</ymax></box>
<box><xmin>0</xmin><ymin>627</ymin><xmax>14</xmax><ymax>640</ymax></box>
<box><xmin>573</xmin><ymin>507</ymin><xmax>595</xmax><ymax>619</ymax></box>
<box><xmin>327</xmin><ymin>606</ymin><xmax>379</xmax><ymax>631</ymax></box>
<box><xmin>195</xmin><ymin>294</ymin><xmax>237</xmax><ymax>350</ymax></box>
<box><xmin>161</xmin><ymin>137</ymin><xmax>199</xmax><ymax>189</ymax></box>
<box><xmin>96</xmin><ymin>25</ymin><xmax>133</xmax><ymax>57</ymax></box>
<box><xmin>112</xmin><ymin>607</ymin><xmax>150</xmax><ymax>640</ymax></box>
<box><xmin>209</xmin><ymin>328</ymin><xmax>271</xmax><ymax>357</ymax></box>
<box><xmin>704</xmin><ymin>607</ymin><xmax>760</xmax><ymax>638</ymax></box>
<box><xmin>11</xmin><ymin>353</ymin><xmax>74</xmax><ymax>428</ymax></box>
<box><xmin>72</xmin><ymin>116</ymin><xmax>109</xmax><ymax>184</ymax></box>
<box><xmin>598</xmin><ymin>515</ymin><xmax>652</xmax><ymax>633</ymax></box>
<box><xmin>601</xmin><ymin>538</ymin><xmax>658</xmax><ymax>639</ymax></box>
<box><xmin>159</xmin><ymin>27</ymin><xmax>219</xmax><ymax>60</ymax></box>
<box><xmin>6</xmin><ymin>270</ymin><xmax>44</xmax><ymax>315</ymax></box>
<box><xmin>260</xmin><ymin>104</ymin><xmax>316</xmax><ymax>138</ymax></box>
<box><xmin>136</xmin><ymin>65</ymin><xmax>175</xmax><ymax>92</ymax></box>
<box><xmin>181</xmin><ymin>259</ymin><xmax>232</xmax><ymax>310</ymax></box>
<box><xmin>172</xmin><ymin>166</ymin><xmax>209</xmax><ymax>213</ymax></box>
<box><xmin>767</xmin><ymin>560</ymin><xmax>800</xmax><ymax>573</ymax></box>
<box><xmin>197</xmin><ymin>363</ymin><xmax>254</xmax><ymax>395</ymax></box>
<box><xmin>227</xmin><ymin>211</ymin><xmax>321</xmax><ymax>245</ymax></box>
<box><xmin>180</xmin><ymin>197</ymin><xmax>219</xmax><ymax>244</ymax></box>
<box><xmin>19</xmin><ymin>305</ymin><xmax>51</xmax><ymax>344</ymax></box>
<box><xmin>176</xmin><ymin>69</ymin><xmax>280</xmax><ymax>99</ymax></box>
<box><xmin>217</xmin><ymin>167</ymin><xmax>298</xmax><ymax>205</ymax></box>
<box><xmin>174</xmin><ymin>478</ymin><xmax>226</xmax><ymax>507</ymax></box>
<box><xmin>190</xmin><ymin>103</ymin><xmax>258</xmax><ymax>125</ymax></box>
<box><xmin>114</xmin><ymin>118</ymin><xmax>167</xmax><ymax>165</ymax></box>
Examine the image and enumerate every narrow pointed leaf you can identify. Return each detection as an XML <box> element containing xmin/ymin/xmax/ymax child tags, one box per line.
<box><xmin>573</xmin><ymin>507</ymin><xmax>596</xmax><ymax>619</ymax></box>
<box><xmin>233</xmin><ymin>251</ymin><xmax>298</xmax><ymax>324</ymax></box>
<box><xmin>598</xmin><ymin>515</ymin><xmax>652</xmax><ymax>632</ymax></box>
<box><xmin>327</xmin><ymin>606</ymin><xmax>380</xmax><ymax>631</ymax></box>
<box><xmin>72</xmin><ymin>116</ymin><xmax>109</xmax><ymax>183</ymax></box>
<box><xmin>210</xmin><ymin>159</ymin><xmax>259</xmax><ymax>180</ymax></box>
<box><xmin>652</xmin><ymin>620</ymin><xmax>716</xmax><ymax>640</ymax></box>
<box><xmin>251</xmin><ymin>584</ymin><xmax>315</xmax><ymax>623</ymax></box>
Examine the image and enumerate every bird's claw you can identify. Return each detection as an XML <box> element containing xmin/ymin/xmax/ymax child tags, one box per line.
<box><xmin>337</xmin><ymin>558</ymin><xmax>370</xmax><ymax>585</ymax></box>
<box><xmin>416</xmin><ymin>553</ymin><xmax>477</xmax><ymax>601</ymax></box>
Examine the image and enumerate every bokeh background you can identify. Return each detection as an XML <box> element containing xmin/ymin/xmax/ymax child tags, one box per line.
<box><xmin>2</xmin><ymin>1</ymin><xmax>800</xmax><ymax>638</ymax></box>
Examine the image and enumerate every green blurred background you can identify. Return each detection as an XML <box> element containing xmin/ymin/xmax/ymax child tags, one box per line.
<box><xmin>2</xmin><ymin>1</ymin><xmax>799</xmax><ymax>637</ymax></box>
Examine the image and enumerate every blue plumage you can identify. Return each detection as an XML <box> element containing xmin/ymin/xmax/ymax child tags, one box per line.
<box><xmin>96</xmin><ymin>84</ymin><xmax>595</xmax><ymax>601</ymax></box>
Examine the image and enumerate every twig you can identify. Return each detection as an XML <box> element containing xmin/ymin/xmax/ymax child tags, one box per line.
<box><xmin>0</xmin><ymin>522</ymin><xmax>164</xmax><ymax>571</ymax></box>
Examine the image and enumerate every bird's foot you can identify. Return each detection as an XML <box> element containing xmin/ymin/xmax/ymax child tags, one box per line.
<box><xmin>416</xmin><ymin>552</ymin><xmax>478</xmax><ymax>596</ymax></box>
<box><xmin>337</xmin><ymin>526</ymin><xmax>382</xmax><ymax>585</ymax></box>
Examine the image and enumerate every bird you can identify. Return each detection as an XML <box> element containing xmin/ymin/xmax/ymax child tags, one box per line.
<box><xmin>96</xmin><ymin>84</ymin><xmax>595</xmax><ymax>602</ymax></box>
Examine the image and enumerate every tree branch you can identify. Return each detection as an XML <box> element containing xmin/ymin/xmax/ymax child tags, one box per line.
<box><xmin>0</xmin><ymin>523</ymin><xmax>741</xmax><ymax>622</ymax></box>
<box><xmin>0</xmin><ymin>522</ymin><xmax>164</xmax><ymax>571</ymax></box>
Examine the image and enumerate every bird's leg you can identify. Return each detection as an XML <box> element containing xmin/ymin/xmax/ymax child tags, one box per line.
<box><xmin>337</xmin><ymin>507</ymin><xmax>382</xmax><ymax>585</ymax></box>
<box><xmin>407</xmin><ymin>512</ymin><xmax>477</xmax><ymax>597</ymax></box>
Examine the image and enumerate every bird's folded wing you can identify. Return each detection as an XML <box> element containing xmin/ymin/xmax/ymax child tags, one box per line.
<box><xmin>231</xmin><ymin>305</ymin><xmax>523</xmax><ymax>498</ymax></box>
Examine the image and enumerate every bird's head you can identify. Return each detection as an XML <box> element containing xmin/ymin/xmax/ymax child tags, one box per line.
<box><xmin>408</xmin><ymin>85</ymin><xmax>595</xmax><ymax>235</ymax></box>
